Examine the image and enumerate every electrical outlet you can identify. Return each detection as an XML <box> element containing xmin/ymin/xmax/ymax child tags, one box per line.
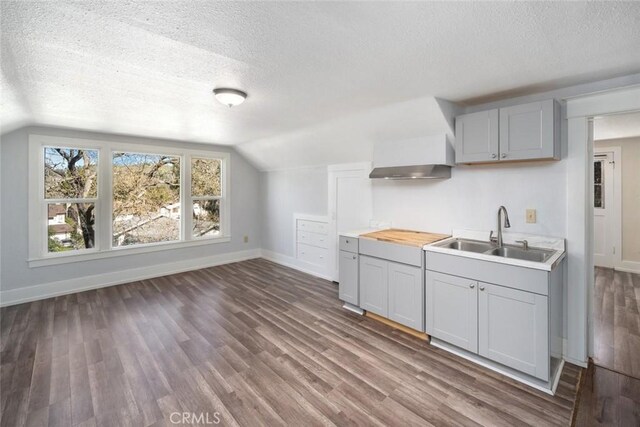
<box><xmin>243</xmin><ymin>235</ymin><xmax>249</xmax><ymax>243</ymax></box>
<box><xmin>526</xmin><ymin>209</ymin><xmax>537</xmax><ymax>224</ymax></box>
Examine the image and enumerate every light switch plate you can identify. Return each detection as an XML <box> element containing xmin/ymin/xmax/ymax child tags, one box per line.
<box><xmin>526</xmin><ymin>209</ymin><xmax>536</xmax><ymax>224</ymax></box>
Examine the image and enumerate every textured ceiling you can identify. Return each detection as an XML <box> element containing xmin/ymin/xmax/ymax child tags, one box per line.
<box><xmin>1</xmin><ymin>1</ymin><xmax>640</xmax><ymax>168</ymax></box>
<box><xmin>594</xmin><ymin>111</ymin><xmax>640</xmax><ymax>141</ymax></box>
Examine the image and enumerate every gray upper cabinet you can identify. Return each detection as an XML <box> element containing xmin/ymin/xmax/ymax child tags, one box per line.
<box><xmin>455</xmin><ymin>109</ymin><xmax>499</xmax><ymax>163</ymax></box>
<box><xmin>455</xmin><ymin>99</ymin><xmax>559</xmax><ymax>164</ymax></box>
<box><xmin>388</xmin><ymin>262</ymin><xmax>423</xmax><ymax>331</ymax></box>
<box><xmin>426</xmin><ymin>271</ymin><xmax>477</xmax><ymax>352</ymax></box>
<box><xmin>338</xmin><ymin>250</ymin><xmax>359</xmax><ymax>305</ymax></box>
<box><xmin>499</xmin><ymin>100</ymin><xmax>559</xmax><ymax>161</ymax></box>
<box><xmin>478</xmin><ymin>282</ymin><xmax>549</xmax><ymax>381</ymax></box>
<box><xmin>359</xmin><ymin>255</ymin><xmax>388</xmax><ymax>317</ymax></box>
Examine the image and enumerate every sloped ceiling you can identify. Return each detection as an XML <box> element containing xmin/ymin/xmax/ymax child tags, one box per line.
<box><xmin>2</xmin><ymin>1</ymin><xmax>640</xmax><ymax>170</ymax></box>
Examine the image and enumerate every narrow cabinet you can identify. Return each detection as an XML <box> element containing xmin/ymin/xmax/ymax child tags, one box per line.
<box><xmin>425</xmin><ymin>271</ymin><xmax>478</xmax><ymax>352</ymax></box>
<box><xmin>454</xmin><ymin>109</ymin><xmax>499</xmax><ymax>163</ymax></box>
<box><xmin>499</xmin><ymin>100</ymin><xmax>558</xmax><ymax>161</ymax></box>
<box><xmin>359</xmin><ymin>255</ymin><xmax>388</xmax><ymax>317</ymax></box>
<box><xmin>338</xmin><ymin>250</ymin><xmax>359</xmax><ymax>305</ymax></box>
<box><xmin>388</xmin><ymin>262</ymin><xmax>423</xmax><ymax>331</ymax></box>
<box><xmin>478</xmin><ymin>282</ymin><xmax>549</xmax><ymax>380</ymax></box>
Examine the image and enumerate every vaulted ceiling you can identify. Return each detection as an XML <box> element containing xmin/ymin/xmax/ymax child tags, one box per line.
<box><xmin>2</xmin><ymin>1</ymin><xmax>640</xmax><ymax>169</ymax></box>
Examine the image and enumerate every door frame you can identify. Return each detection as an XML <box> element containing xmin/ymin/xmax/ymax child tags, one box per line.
<box><xmin>566</xmin><ymin>84</ymin><xmax>640</xmax><ymax>364</ymax></box>
<box><xmin>593</xmin><ymin>147</ymin><xmax>622</xmax><ymax>269</ymax></box>
<box><xmin>327</xmin><ymin>162</ymin><xmax>372</xmax><ymax>281</ymax></box>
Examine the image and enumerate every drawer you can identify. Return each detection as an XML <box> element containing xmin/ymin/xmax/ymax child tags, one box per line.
<box><xmin>297</xmin><ymin>243</ymin><xmax>328</xmax><ymax>266</ymax></box>
<box><xmin>359</xmin><ymin>238</ymin><xmax>423</xmax><ymax>267</ymax></box>
<box><xmin>425</xmin><ymin>251</ymin><xmax>548</xmax><ymax>295</ymax></box>
<box><xmin>297</xmin><ymin>219</ymin><xmax>328</xmax><ymax>235</ymax></box>
<box><xmin>297</xmin><ymin>231</ymin><xmax>329</xmax><ymax>248</ymax></box>
<box><xmin>339</xmin><ymin>235</ymin><xmax>359</xmax><ymax>253</ymax></box>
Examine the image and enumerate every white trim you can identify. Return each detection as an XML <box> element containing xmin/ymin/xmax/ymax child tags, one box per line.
<box><xmin>1</xmin><ymin>248</ymin><xmax>260</xmax><ymax>307</ymax></box>
<box><xmin>617</xmin><ymin>261</ymin><xmax>640</xmax><ymax>275</ymax></box>
<box><xmin>28</xmin><ymin>134</ymin><xmax>231</xmax><ymax>267</ymax></box>
<box><xmin>566</xmin><ymin>85</ymin><xmax>640</xmax><ymax>119</ymax></box>
<box><xmin>28</xmin><ymin>236</ymin><xmax>231</xmax><ymax>267</ymax></box>
<box><xmin>429</xmin><ymin>338</ymin><xmax>563</xmax><ymax>395</ymax></box>
<box><xmin>293</xmin><ymin>213</ymin><xmax>329</xmax><ymax>223</ymax></box>
<box><xmin>565</xmin><ymin>86</ymin><xmax>640</xmax><ymax>363</ymax></box>
<box><xmin>260</xmin><ymin>249</ymin><xmax>333</xmax><ymax>281</ymax></box>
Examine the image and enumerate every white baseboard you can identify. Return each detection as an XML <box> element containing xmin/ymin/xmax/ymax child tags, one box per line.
<box><xmin>0</xmin><ymin>248</ymin><xmax>261</xmax><ymax>307</ymax></box>
<box><xmin>260</xmin><ymin>249</ymin><xmax>333</xmax><ymax>281</ymax></box>
<box><xmin>616</xmin><ymin>260</ymin><xmax>640</xmax><ymax>274</ymax></box>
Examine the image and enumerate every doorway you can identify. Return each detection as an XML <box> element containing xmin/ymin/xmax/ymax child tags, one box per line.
<box><xmin>327</xmin><ymin>163</ymin><xmax>373</xmax><ymax>282</ymax></box>
<box><xmin>591</xmin><ymin>111</ymin><xmax>640</xmax><ymax>379</ymax></box>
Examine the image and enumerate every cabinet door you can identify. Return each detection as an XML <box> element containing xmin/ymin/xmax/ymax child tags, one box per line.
<box><xmin>455</xmin><ymin>109</ymin><xmax>499</xmax><ymax>163</ymax></box>
<box><xmin>359</xmin><ymin>255</ymin><xmax>388</xmax><ymax>317</ymax></box>
<box><xmin>478</xmin><ymin>283</ymin><xmax>549</xmax><ymax>380</ymax></box>
<box><xmin>388</xmin><ymin>262</ymin><xmax>423</xmax><ymax>331</ymax></box>
<box><xmin>425</xmin><ymin>271</ymin><xmax>478</xmax><ymax>352</ymax></box>
<box><xmin>339</xmin><ymin>250</ymin><xmax>359</xmax><ymax>305</ymax></box>
<box><xmin>499</xmin><ymin>99</ymin><xmax>557</xmax><ymax>161</ymax></box>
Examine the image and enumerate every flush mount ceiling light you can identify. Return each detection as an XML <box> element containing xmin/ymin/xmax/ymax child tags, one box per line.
<box><xmin>213</xmin><ymin>88</ymin><xmax>247</xmax><ymax>107</ymax></box>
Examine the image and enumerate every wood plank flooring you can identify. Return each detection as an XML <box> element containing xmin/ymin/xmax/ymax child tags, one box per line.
<box><xmin>593</xmin><ymin>267</ymin><xmax>640</xmax><ymax>379</ymax></box>
<box><xmin>1</xmin><ymin>258</ymin><xmax>582</xmax><ymax>426</ymax></box>
<box><xmin>574</xmin><ymin>364</ymin><xmax>640</xmax><ymax>426</ymax></box>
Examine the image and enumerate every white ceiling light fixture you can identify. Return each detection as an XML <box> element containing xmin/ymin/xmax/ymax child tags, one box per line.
<box><xmin>213</xmin><ymin>88</ymin><xmax>247</xmax><ymax>107</ymax></box>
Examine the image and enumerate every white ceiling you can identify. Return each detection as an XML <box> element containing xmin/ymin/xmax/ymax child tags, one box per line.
<box><xmin>2</xmin><ymin>1</ymin><xmax>640</xmax><ymax>169</ymax></box>
<box><xmin>594</xmin><ymin>111</ymin><xmax>640</xmax><ymax>141</ymax></box>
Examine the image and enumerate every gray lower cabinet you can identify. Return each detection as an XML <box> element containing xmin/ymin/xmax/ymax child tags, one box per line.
<box><xmin>338</xmin><ymin>250</ymin><xmax>359</xmax><ymax>305</ymax></box>
<box><xmin>478</xmin><ymin>282</ymin><xmax>549</xmax><ymax>381</ymax></box>
<box><xmin>359</xmin><ymin>255</ymin><xmax>388</xmax><ymax>316</ymax></box>
<box><xmin>426</xmin><ymin>271</ymin><xmax>477</xmax><ymax>352</ymax></box>
<box><xmin>425</xmin><ymin>267</ymin><xmax>553</xmax><ymax>382</ymax></box>
<box><xmin>388</xmin><ymin>262</ymin><xmax>423</xmax><ymax>331</ymax></box>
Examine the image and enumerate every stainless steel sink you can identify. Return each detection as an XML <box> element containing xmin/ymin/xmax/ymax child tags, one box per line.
<box><xmin>435</xmin><ymin>238</ymin><xmax>555</xmax><ymax>263</ymax></box>
<box><xmin>485</xmin><ymin>246</ymin><xmax>554</xmax><ymax>263</ymax></box>
<box><xmin>443</xmin><ymin>239</ymin><xmax>495</xmax><ymax>253</ymax></box>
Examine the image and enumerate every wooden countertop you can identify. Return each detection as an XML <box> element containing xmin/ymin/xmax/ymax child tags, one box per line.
<box><xmin>359</xmin><ymin>229</ymin><xmax>450</xmax><ymax>248</ymax></box>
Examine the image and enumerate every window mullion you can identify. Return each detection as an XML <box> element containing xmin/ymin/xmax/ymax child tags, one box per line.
<box><xmin>98</xmin><ymin>147</ymin><xmax>112</xmax><ymax>251</ymax></box>
<box><xmin>182</xmin><ymin>154</ymin><xmax>192</xmax><ymax>241</ymax></box>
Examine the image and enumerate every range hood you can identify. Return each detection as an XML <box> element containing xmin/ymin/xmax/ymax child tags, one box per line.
<box><xmin>369</xmin><ymin>134</ymin><xmax>454</xmax><ymax>180</ymax></box>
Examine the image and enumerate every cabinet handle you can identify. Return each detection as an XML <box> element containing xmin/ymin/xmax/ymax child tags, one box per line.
<box><xmin>469</xmin><ymin>283</ymin><xmax>475</xmax><ymax>289</ymax></box>
<box><xmin>346</xmin><ymin>239</ymin><xmax>350</xmax><ymax>243</ymax></box>
<box><xmin>479</xmin><ymin>286</ymin><xmax>485</xmax><ymax>291</ymax></box>
<box><xmin>352</xmin><ymin>255</ymin><xmax>356</xmax><ymax>260</ymax></box>
<box><xmin>501</xmin><ymin>153</ymin><xmax>507</xmax><ymax>159</ymax></box>
<box><xmin>491</xmin><ymin>153</ymin><xmax>497</xmax><ymax>159</ymax></box>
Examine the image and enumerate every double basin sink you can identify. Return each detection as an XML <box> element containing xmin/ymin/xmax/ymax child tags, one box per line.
<box><xmin>435</xmin><ymin>238</ymin><xmax>554</xmax><ymax>263</ymax></box>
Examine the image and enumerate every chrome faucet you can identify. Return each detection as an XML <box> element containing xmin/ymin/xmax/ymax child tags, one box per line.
<box><xmin>490</xmin><ymin>206</ymin><xmax>511</xmax><ymax>247</ymax></box>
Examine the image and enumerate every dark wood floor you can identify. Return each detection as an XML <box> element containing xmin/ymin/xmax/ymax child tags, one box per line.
<box><xmin>1</xmin><ymin>258</ymin><xmax>582</xmax><ymax>427</ymax></box>
<box><xmin>574</xmin><ymin>364</ymin><xmax>640</xmax><ymax>426</ymax></box>
<box><xmin>593</xmin><ymin>267</ymin><xmax>640</xmax><ymax>379</ymax></box>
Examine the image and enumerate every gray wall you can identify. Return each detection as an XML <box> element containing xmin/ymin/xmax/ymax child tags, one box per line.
<box><xmin>0</xmin><ymin>126</ymin><xmax>261</xmax><ymax>291</ymax></box>
<box><xmin>595</xmin><ymin>137</ymin><xmax>640</xmax><ymax>263</ymax></box>
<box><xmin>260</xmin><ymin>166</ymin><xmax>328</xmax><ymax>256</ymax></box>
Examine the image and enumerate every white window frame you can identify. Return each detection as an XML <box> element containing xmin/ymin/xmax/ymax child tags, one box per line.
<box><xmin>28</xmin><ymin>134</ymin><xmax>231</xmax><ymax>267</ymax></box>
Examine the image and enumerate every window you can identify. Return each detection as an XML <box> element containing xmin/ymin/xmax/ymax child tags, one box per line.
<box><xmin>44</xmin><ymin>147</ymin><xmax>98</xmax><ymax>253</ymax></box>
<box><xmin>29</xmin><ymin>135</ymin><xmax>230</xmax><ymax>266</ymax></box>
<box><xmin>112</xmin><ymin>152</ymin><xmax>181</xmax><ymax>247</ymax></box>
<box><xmin>594</xmin><ymin>159</ymin><xmax>604</xmax><ymax>209</ymax></box>
<box><xmin>191</xmin><ymin>157</ymin><xmax>222</xmax><ymax>238</ymax></box>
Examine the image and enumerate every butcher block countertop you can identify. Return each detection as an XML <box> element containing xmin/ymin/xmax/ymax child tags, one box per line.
<box><xmin>359</xmin><ymin>229</ymin><xmax>450</xmax><ymax>248</ymax></box>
